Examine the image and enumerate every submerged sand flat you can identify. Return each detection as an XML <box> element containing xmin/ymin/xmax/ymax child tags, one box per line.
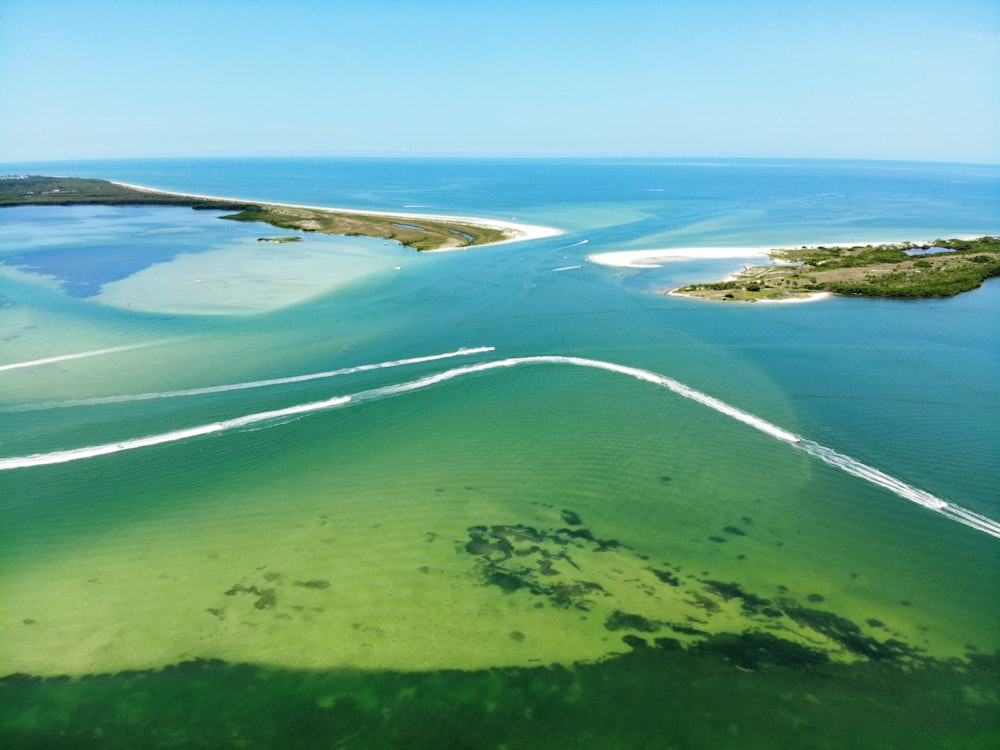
<box><xmin>95</xmin><ymin>239</ymin><xmax>403</xmax><ymax>315</ymax></box>
<box><xmin>2</xmin><ymin>473</ymin><xmax>953</xmax><ymax>677</ymax></box>
<box><xmin>4</xmin><ymin>469</ymin><xmax>974</xmax><ymax>678</ymax></box>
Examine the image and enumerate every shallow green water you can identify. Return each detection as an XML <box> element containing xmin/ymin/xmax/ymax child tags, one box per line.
<box><xmin>1</xmin><ymin>159</ymin><xmax>998</xmax><ymax>747</ymax></box>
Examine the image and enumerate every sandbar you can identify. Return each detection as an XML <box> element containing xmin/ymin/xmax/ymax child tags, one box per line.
<box><xmin>588</xmin><ymin>247</ymin><xmax>775</xmax><ymax>268</ymax></box>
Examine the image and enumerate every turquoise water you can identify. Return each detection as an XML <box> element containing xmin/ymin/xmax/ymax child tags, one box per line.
<box><xmin>1</xmin><ymin>158</ymin><xmax>998</xmax><ymax>747</ymax></box>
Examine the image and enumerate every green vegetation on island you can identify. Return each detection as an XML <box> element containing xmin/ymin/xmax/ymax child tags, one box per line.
<box><xmin>0</xmin><ymin>175</ymin><xmax>514</xmax><ymax>251</ymax></box>
<box><xmin>675</xmin><ymin>237</ymin><xmax>1000</xmax><ymax>301</ymax></box>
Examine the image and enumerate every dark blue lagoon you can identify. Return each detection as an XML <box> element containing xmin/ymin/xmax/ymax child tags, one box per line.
<box><xmin>1</xmin><ymin>158</ymin><xmax>998</xmax><ymax>748</ymax></box>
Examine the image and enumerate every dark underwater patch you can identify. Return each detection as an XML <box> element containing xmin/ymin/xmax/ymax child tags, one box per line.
<box><xmin>458</xmin><ymin>511</ymin><xmax>947</xmax><ymax>675</ymax></box>
<box><xmin>605</xmin><ymin>610</ymin><xmax>661</xmax><ymax>633</ymax></box>
<box><xmin>559</xmin><ymin>509</ymin><xmax>583</xmax><ymax>526</ymax></box>
<box><xmin>3</xmin><ymin>646</ymin><xmax>997</xmax><ymax>749</ymax></box>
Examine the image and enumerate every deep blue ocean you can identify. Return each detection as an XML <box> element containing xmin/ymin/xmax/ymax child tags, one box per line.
<box><xmin>1</xmin><ymin>158</ymin><xmax>998</xmax><ymax>748</ymax></box>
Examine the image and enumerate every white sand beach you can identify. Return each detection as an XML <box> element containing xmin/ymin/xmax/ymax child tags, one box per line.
<box><xmin>756</xmin><ymin>292</ymin><xmax>833</xmax><ymax>304</ymax></box>
<box><xmin>588</xmin><ymin>246</ymin><xmax>775</xmax><ymax>268</ymax></box>
<box><xmin>666</xmin><ymin>288</ymin><xmax>833</xmax><ymax>304</ymax></box>
<box><xmin>587</xmin><ymin>235</ymin><xmax>988</xmax><ymax>269</ymax></box>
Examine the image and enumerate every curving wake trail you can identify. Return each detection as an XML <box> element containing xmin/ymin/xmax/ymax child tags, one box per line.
<box><xmin>3</xmin><ymin>352</ymin><xmax>997</xmax><ymax>539</ymax></box>
<box><xmin>795</xmin><ymin>440</ymin><xmax>1000</xmax><ymax>537</ymax></box>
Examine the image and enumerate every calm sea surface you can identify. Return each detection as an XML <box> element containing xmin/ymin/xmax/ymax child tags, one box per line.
<box><xmin>1</xmin><ymin>158</ymin><xmax>998</xmax><ymax>748</ymax></box>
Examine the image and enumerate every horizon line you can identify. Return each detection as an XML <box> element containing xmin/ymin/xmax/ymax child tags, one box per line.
<box><xmin>2</xmin><ymin>154</ymin><xmax>998</xmax><ymax>168</ymax></box>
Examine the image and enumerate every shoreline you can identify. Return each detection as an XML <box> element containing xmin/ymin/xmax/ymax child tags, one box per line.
<box><xmin>591</xmin><ymin>245</ymin><xmax>837</xmax><ymax>304</ymax></box>
<box><xmin>666</xmin><ymin>288</ymin><xmax>833</xmax><ymax>304</ymax></box>
<box><xmin>586</xmin><ymin>236</ymin><xmax>990</xmax><ymax>269</ymax></box>
<box><xmin>588</xmin><ymin>246</ymin><xmax>774</xmax><ymax>267</ymax></box>
<box><xmin>110</xmin><ymin>181</ymin><xmax>564</xmax><ymax>247</ymax></box>
<box><xmin>756</xmin><ymin>291</ymin><xmax>833</xmax><ymax>304</ymax></box>
<box><xmin>592</xmin><ymin>238</ymin><xmax>995</xmax><ymax>304</ymax></box>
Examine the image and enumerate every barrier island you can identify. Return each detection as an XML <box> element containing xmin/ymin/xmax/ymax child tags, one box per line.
<box><xmin>674</xmin><ymin>237</ymin><xmax>1000</xmax><ymax>301</ymax></box>
<box><xmin>0</xmin><ymin>175</ymin><xmax>529</xmax><ymax>251</ymax></box>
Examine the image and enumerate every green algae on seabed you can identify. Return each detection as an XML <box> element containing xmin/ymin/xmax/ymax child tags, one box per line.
<box><xmin>451</xmin><ymin>512</ymin><xmax>943</xmax><ymax>670</ymax></box>
<box><xmin>190</xmin><ymin>509</ymin><xmax>962</xmax><ymax>676</ymax></box>
<box><xmin>3</xmin><ymin>502</ymin><xmax>987</xmax><ymax>679</ymax></box>
<box><xmin>2</xmin><ymin>648</ymin><xmax>998</xmax><ymax>749</ymax></box>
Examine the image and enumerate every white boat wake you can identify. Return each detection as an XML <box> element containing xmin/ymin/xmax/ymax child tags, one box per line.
<box><xmin>0</xmin><ymin>342</ymin><xmax>161</xmax><ymax>373</ymax></box>
<box><xmin>3</xmin><ymin>351</ymin><xmax>997</xmax><ymax>539</ymax></box>
<box><xmin>2</xmin><ymin>346</ymin><xmax>494</xmax><ymax>412</ymax></box>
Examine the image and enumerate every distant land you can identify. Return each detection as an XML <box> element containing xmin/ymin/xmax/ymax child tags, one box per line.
<box><xmin>4</xmin><ymin>176</ymin><xmax>997</xmax><ymax>300</ymax></box>
<box><xmin>674</xmin><ymin>238</ymin><xmax>1000</xmax><ymax>301</ymax></box>
<box><xmin>0</xmin><ymin>175</ymin><xmax>517</xmax><ymax>251</ymax></box>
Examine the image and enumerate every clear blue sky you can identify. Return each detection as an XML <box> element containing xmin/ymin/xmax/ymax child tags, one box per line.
<box><xmin>1</xmin><ymin>0</ymin><xmax>998</xmax><ymax>163</ymax></box>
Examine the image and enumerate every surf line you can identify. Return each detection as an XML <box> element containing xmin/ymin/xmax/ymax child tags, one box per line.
<box><xmin>0</xmin><ymin>342</ymin><xmax>159</xmax><ymax>373</ymax></box>
<box><xmin>3</xmin><ymin>354</ymin><xmax>997</xmax><ymax>539</ymax></box>
<box><xmin>2</xmin><ymin>346</ymin><xmax>495</xmax><ymax>412</ymax></box>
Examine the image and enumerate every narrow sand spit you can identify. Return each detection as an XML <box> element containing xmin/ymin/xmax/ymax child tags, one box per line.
<box><xmin>110</xmin><ymin>181</ymin><xmax>563</xmax><ymax>246</ymax></box>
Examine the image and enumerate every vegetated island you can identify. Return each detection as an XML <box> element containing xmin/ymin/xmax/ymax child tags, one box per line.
<box><xmin>0</xmin><ymin>175</ymin><xmax>531</xmax><ymax>251</ymax></box>
<box><xmin>673</xmin><ymin>237</ymin><xmax>1000</xmax><ymax>301</ymax></box>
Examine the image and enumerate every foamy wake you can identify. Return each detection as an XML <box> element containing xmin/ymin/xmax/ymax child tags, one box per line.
<box><xmin>0</xmin><ymin>343</ymin><xmax>159</xmax><ymax>373</ymax></box>
<box><xmin>3</xmin><ymin>352</ymin><xmax>997</xmax><ymax>539</ymax></box>
<box><xmin>2</xmin><ymin>347</ymin><xmax>495</xmax><ymax>412</ymax></box>
<box><xmin>796</xmin><ymin>440</ymin><xmax>1000</xmax><ymax>537</ymax></box>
